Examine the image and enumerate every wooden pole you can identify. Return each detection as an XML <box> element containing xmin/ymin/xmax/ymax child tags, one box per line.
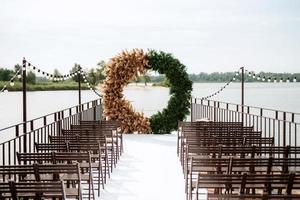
<box><xmin>241</xmin><ymin>67</ymin><xmax>245</xmax><ymax>124</ymax></box>
<box><xmin>78</xmin><ymin>65</ymin><xmax>82</xmax><ymax>122</ymax></box>
<box><xmin>22</xmin><ymin>58</ymin><xmax>27</xmax><ymax>153</ymax></box>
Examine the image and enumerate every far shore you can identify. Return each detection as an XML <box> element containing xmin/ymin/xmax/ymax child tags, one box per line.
<box><xmin>0</xmin><ymin>81</ymin><xmax>168</xmax><ymax>92</ymax></box>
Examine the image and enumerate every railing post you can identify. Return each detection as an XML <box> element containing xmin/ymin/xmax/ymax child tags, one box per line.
<box><xmin>43</xmin><ymin>116</ymin><xmax>47</xmax><ymax>126</ymax></box>
<box><xmin>213</xmin><ymin>101</ymin><xmax>217</xmax><ymax>122</ymax></box>
<box><xmin>22</xmin><ymin>58</ymin><xmax>27</xmax><ymax>153</ymax></box>
<box><xmin>93</xmin><ymin>106</ymin><xmax>97</xmax><ymax>121</ymax></box>
<box><xmin>283</xmin><ymin>112</ymin><xmax>286</xmax><ymax>146</ymax></box>
<box><xmin>241</xmin><ymin>67</ymin><xmax>245</xmax><ymax>125</ymax></box>
<box><xmin>217</xmin><ymin>102</ymin><xmax>220</xmax><ymax>121</ymax></box>
<box><xmin>15</xmin><ymin>125</ymin><xmax>19</xmax><ymax>137</ymax></box>
<box><xmin>226</xmin><ymin>103</ymin><xmax>229</xmax><ymax>122</ymax></box>
<box><xmin>194</xmin><ymin>98</ymin><xmax>197</xmax><ymax>121</ymax></box>
<box><xmin>190</xmin><ymin>98</ymin><xmax>193</xmax><ymax>122</ymax></box>
<box><xmin>57</xmin><ymin>112</ymin><xmax>61</xmax><ymax>136</ymax></box>
<box><xmin>30</xmin><ymin>121</ymin><xmax>34</xmax><ymax>131</ymax></box>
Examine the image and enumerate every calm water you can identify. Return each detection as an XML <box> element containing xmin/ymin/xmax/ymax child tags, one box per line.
<box><xmin>0</xmin><ymin>83</ymin><xmax>300</xmax><ymax>131</ymax></box>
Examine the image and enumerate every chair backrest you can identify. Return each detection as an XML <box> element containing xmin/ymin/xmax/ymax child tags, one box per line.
<box><xmin>16</xmin><ymin>152</ymin><xmax>53</xmax><ymax>165</ymax></box>
<box><xmin>9</xmin><ymin>180</ymin><xmax>66</xmax><ymax>200</ymax></box>
<box><xmin>53</xmin><ymin>152</ymin><xmax>92</xmax><ymax>164</ymax></box>
<box><xmin>34</xmin><ymin>163</ymin><xmax>81</xmax><ymax>182</ymax></box>
<box><xmin>186</xmin><ymin>144</ymin><xmax>299</xmax><ymax>159</ymax></box>
<box><xmin>0</xmin><ymin>182</ymin><xmax>12</xmax><ymax>198</ymax></box>
<box><xmin>35</xmin><ymin>142</ymin><xmax>68</xmax><ymax>152</ymax></box>
<box><xmin>68</xmin><ymin>141</ymin><xmax>102</xmax><ymax>153</ymax></box>
<box><xmin>62</xmin><ymin>129</ymin><xmax>108</xmax><ymax>139</ymax></box>
<box><xmin>196</xmin><ymin>172</ymin><xmax>298</xmax><ymax>196</ymax></box>
<box><xmin>0</xmin><ymin>165</ymin><xmax>35</xmax><ymax>182</ymax></box>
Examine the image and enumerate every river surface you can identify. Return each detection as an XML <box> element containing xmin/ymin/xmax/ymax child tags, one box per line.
<box><xmin>0</xmin><ymin>82</ymin><xmax>300</xmax><ymax>130</ymax></box>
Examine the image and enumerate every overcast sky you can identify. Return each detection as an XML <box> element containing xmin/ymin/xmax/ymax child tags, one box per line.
<box><xmin>0</xmin><ymin>0</ymin><xmax>300</xmax><ymax>74</ymax></box>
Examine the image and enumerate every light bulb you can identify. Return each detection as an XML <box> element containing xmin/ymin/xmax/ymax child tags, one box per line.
<box><xmin>17</xmin><ymin>74</ymin><xmax>21</xmax><ymax>79</ymax></box>
<box><xmin>10</xmin><ymin>82</ymin><xmax>14</xmax><ymax>86</ymax></box>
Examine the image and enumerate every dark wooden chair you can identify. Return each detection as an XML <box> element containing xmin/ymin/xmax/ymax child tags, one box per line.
<box><xmin>34</xmin><ymin>163</ymin><xmax>82</xmax><ymax>200</ymax></box>
<box><xmin>69</xmin><ymin>141</ymin><xmax>107</xmax><ymax>182</ymax></box>
<box><xmin>49</xmin><ymin>135</ymin><xmax>113</xmax><ymax>174</ymax></box>
<box><xmin>16</xmin><ymin>152</ymin><xmax>97</xmax><ymax>199</ymax></box>
<box><xmin>61</xmin><ymin>129</ymin><xmax>117</xmax><ymax>171</ymax></box>
<box><xmin>52</xmin><ymin>152</ymin><xmax>97</xmax><ymax>199</ymax></box>
<box><xmin>0</xmin><ymin>182</ymin><xmax>12</xmax><ymax>199</ymax></box>
<box><xmin>9</xmin><ymin>180</ymin><xmax>67</xmax><ymax>200</ymax></box>
<box><xmin>0</xmin><ymin>165</ymin><xmax>35</xmax><ymax>182</ymax></box>
<box><xmin>192</xmin><ymin>172</ymin><xmax>300</xmax><ymax>200</ymax></box>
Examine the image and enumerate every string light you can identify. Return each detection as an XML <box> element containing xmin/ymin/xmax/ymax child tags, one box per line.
<box><xmin>200</xmin><ymin>67</ymin><xmax>242</xmax><ymax>100</ymax></box>
<box><xmin>244</xmin><ymin>68</ymin><xmax>297</xmax><ymax>83</ymax></box>
<box><xmin>0</xmin><ymin>69</ymin><xmax>21</xmax><ymax>93</ymax></box>
<box><xmin>80</xmin><ymin>70</ymin><xmax>102</xmax><ymax>97</ymax></box>
<box><xmin>26</xmin><ymin>60</ymin><xmax>79</xmax><ymax>82</ymax></box>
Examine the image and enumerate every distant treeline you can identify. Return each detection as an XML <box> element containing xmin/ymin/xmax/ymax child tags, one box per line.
<box><xmin>1</xmin><ymin>65</ymin><xmax>299</xmax><ymax>84</ymax></box>
<box><xmin>0</xmin><ymin>62</ymin><xmax>106</xmax><ymax>85</ymax></box>
<box><xmin>149</xmin><ymin>72</ymin><xmax>300</xmax><ymax>83</ymax></box>
<box><xmin>188</xmin><ymin>72</ymin><xmax>300</xmax><ymax>82</ymax></box>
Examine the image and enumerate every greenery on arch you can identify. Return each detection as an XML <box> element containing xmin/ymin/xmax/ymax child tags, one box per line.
<box><xmin>148</xmin><ymin>50</ymin><xmax>193</xmax><ymax>134</ymax></box>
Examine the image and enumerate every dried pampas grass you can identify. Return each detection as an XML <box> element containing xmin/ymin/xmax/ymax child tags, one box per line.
<box><xmin>102</xmin><ymin>49</ymin><xmax>151</xmax><ymax>134</ymax></box>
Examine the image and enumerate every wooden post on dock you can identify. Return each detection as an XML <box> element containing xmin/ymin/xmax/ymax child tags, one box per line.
<box><xmin>78</xmin><ymin>65</ymin><xmax>82</xmax><ymax>120</ymax></box>
<box><xmin>241</xmin><ymin>67</ymin><xmax>245</xmax><ymax>125</ymax></box>
<box><xmin>22</xmin><ymin>58</ymin><xmax>27</xmax><ymax>153</ymax></box>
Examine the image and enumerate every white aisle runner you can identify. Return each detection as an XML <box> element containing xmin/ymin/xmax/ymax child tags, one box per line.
<box><xmin>100</xmin><ymin>134</ymin><xmax>186</xmax><ymax>200</ymax></box>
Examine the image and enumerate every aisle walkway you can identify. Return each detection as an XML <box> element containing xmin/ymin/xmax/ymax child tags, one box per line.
<box><xmin>100</xmin><ymin>134</ymin><xmax>186</xmax><ymax>200</ymax></box>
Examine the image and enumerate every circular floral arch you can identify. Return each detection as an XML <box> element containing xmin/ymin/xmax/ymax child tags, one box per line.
<box><xmin>102</xmin><ymin>49</ymin><xmax>192</xmax><ymax>134</ymax></box>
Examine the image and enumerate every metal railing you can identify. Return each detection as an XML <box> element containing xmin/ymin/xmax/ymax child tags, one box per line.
<box><xmin>0</xmin><ymin>98</ymin><xmax>102</xmax><ymax>166</ymax></box>
<box><xmin>191</xmin><ymin>98</ymin><xmax>300</xmax><ymax>147</ymax></box>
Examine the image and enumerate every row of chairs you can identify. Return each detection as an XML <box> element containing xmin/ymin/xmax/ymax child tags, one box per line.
<box><xmin>0</xmin><ymin>120</ymin><xmax>123</xmax><ymax>200</ymax></box>
<box><xmin>178</xmin><ymin>121</ymin><xmax>300</xmax><ymax>200</ymax></box>
<box><xmin>1</xmin><ymin>163</ymin><xmax>82</xmax><ymax>199</ymax></box>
